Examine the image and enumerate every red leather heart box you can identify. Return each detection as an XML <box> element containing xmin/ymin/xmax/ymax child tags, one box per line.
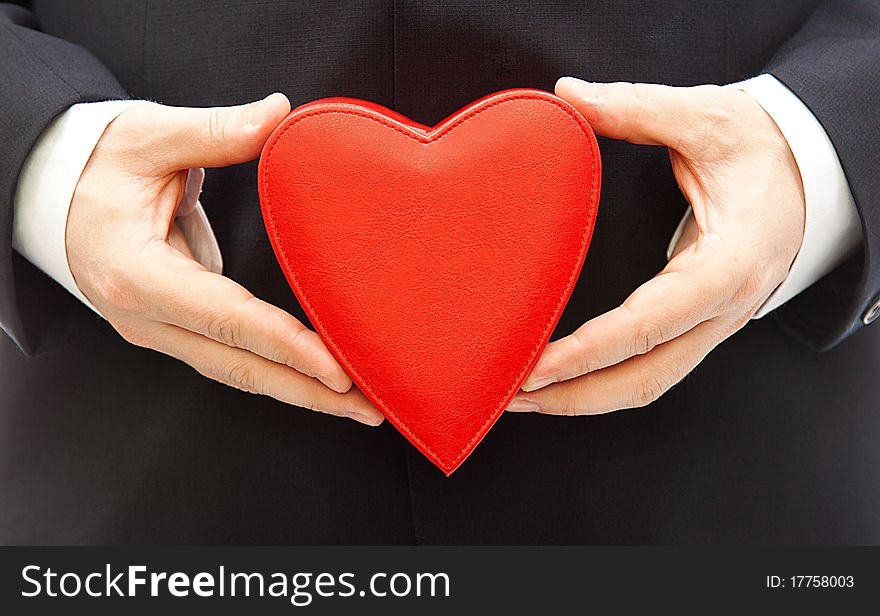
<box><xmin>258</xmin><ymin>89</ymin><xmax>601</xmax><ymax>474</ymax></box>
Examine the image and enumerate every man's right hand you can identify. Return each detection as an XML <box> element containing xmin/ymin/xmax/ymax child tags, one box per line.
<box><xmin>65</xmin><ymin>94</ymin><xmax>384</xmax><ymax>426</ymax></box>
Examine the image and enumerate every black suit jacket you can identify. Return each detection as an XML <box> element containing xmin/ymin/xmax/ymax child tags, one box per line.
<box><xmin>1</xmin><ymin>0</ymin><xmax>879</xmax><ymax>544</ymax></box>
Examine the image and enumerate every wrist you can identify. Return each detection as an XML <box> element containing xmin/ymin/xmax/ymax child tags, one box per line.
<box><xmin>12</xmin><ymin>100</ymin><xmax>143</xmax><ymax>314</ymax></box>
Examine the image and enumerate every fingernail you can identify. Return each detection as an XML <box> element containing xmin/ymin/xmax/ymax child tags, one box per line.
<box><xmin>319</xmin><ymin>375</ymin><xmax>349</xmax><ymax>394</ymax></box>
<box><xmin>348</xmin><ymin>411</ymin><xmax>383</xmax><ymax>426</ymax></box>
<box><xmin>248</xmin><ymin>93</ymin><xmax>283</xmax><ymax>127</ymax></box>
<box><xmin>521</xmin><ymin>375</ymin><xmax>557</xmax><ymax>392</ymax></box>
<box><xmin>557</xmin><ymin>77</ymin><xmax>601</xmax><ymax>103</ymax></box>
<box><xmin>506</xmin><ymin>398</ymin><xmax>541</xmax><ymax>413</ymax></box>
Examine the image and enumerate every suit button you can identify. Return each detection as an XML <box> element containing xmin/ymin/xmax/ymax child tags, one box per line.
<box><xmin>864</xmin><ymin>296</ymin><xmax>880</xmax><ymax>325</ymax></box>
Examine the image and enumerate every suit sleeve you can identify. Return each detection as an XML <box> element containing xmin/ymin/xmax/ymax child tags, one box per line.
<box><xmin>765</xmin><ymin>0</ymin><xmax>880</xmax><ymax>351</ymax></box>
<box><xmin>0</xmin><ymin>3</ymin><xmax>128</xmax><ymax>355</ymax></box>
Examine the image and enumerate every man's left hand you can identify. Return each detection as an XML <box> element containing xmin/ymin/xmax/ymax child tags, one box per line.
<box><xmin>508</xmin><ymin>77</ymin><xmax>805</xmax><ymax>415</ymax></box>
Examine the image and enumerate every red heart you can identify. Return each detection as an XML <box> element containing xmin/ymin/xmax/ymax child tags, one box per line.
<box><xmin>258</xmin><ymin>89</ymin><xmax>600</xmax><ymax>474</ymax></box>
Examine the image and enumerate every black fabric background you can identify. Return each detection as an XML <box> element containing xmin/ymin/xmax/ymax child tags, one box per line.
<box><xmin>0</xmin><ymin>0</ymin><xmax>878</xmax><ymax>544</ymax></box>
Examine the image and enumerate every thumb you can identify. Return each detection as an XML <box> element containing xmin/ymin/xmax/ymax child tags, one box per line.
<box><xmin>555</xmin><ymin>77</ymin><xmax>701</xmax><ymax>150</ymax></box>
<box><xmin>152</xmin><ymin>92</ymin><xmax>291</xmax><ymax>170</ymax></box>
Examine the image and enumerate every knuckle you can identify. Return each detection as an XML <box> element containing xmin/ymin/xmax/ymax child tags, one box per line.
<box><xmin>735</xmin><ymin>268</ymin><xmax>765</xmax><ymax>303</ymax></box>
<box><xmin>730</xmin><ymin>312</ymin><xmax>752</xmax><ymax>333</ymax></box>
<box><xmin>219</xmin><ymin>359</ymin><xmax>261</xmax><ymax>394</ymax></box>
<box><xmin>623</xmin><ymin>305</ymin><xmax>664</xmax><ymax>356</ymax></box>
<box><xmin>630</xmin><ymin>370</ymin><xmax>670</xmax><ymax>408</ymax></box>
<box><xmin>623</xmin><ymin>82</ymin><xmax>652</xmax><ymax>138</ymax></box>
<box><xmin>93</xmin><ymin>265</ymin><xmax>146</xmax><ymax>315</ymax></box>
<box><xmin>295</xmin><ymin>397</ymin><xmax>322</xmax><ymax>413</ymax></box>
<box><xmin>99</xmin><ymin>103</ymin><xmax>167</xmax><ymax>172</ymax></box>
<box><xmin>287</xmin><ymin>326</ymin><xmax>316</xmax><ymax>367</ymax></box>
<box><xmin>205</xmin><ymin>107</ymin><xmax>229</xmax><ymax>147</ymax></box>
<box><xmin>570</xmin><ymin>329</ymin><xmax>598</xmax><ymax>374</ymax></box>
<box><xmin>557</xmin><ymin>395</ymin><xmax>581</xmax><ymax>417</ymax></box>
<box><xmin>692</xmin><ymin>87</ymin><xmax>743</xmax><ymax>155</ymax></box>
<box><xmin>103</xmin><ymin>104</ymin><xmax>157</xmax><ymax>143</ymax></box>
<box><xmin>113</xmin><ymin>321</ymin><xmax>150</xmax><ymax>348</ymax></box>
<box><xmin>732</xmin><ymin>263</ymin><xmax>776</xmax><ymax>306</ymax></box>
<box><xmin>634</xmin><ymin>318</ymin><xmax>664</xmax><ymax>356</ymax></box>
<box><xmin>207</xmin><ymin>313</ymin><xmax>242</xmax><ymax>347</ymax></box>
<box><xmin>696</xmin><ymin>85</ymin><xmax>734</xmax><ymax>125</ymax></box>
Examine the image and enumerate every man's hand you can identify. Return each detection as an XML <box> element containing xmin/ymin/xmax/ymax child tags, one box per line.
<box><xmin>66</xmin><ymin>94</ymin><xmax>384</xmax><ymax>426</ymax></box>
<box><xmin>508</xmin><ymin>78</ymin><xmax>806</xmax><ymax>415</ymax></box>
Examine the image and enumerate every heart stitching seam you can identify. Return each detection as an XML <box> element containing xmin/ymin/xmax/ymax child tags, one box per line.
<box><xmin>261</xmin><ymin>93</ymin><xmax>600</xmax><ymax>474</ymax></box>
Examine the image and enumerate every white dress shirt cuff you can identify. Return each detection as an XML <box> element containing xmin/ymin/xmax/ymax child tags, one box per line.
<box><xmin>666</xmin><ymin>74</ymin><xmax>862</xmax><ymax>318</ymax></box>
<box><xmin>12</xmin><ymin>100</ymin><xmax>223</xmax><ymax>316</ymax></box>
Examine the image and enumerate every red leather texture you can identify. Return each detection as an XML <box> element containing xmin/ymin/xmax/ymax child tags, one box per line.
<box><xmin>258</xmin><ymin>89</ymin><xmax>601</xmax><ymax>474</ymax></box>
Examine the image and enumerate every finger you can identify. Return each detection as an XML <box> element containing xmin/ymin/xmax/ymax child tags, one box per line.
<box><xmin>141</xmin><ymin>92</ymin><xmax>291</xmax><ymax>170</ymax></box>
<box><xmin>510</xmin><ymin>318</ymin><xmax>736</xmax><ymax>416</ymax></box>
<box><xmin>521</xmin><ymin>246</ymin><xmax>731</xmax><ymax>391</ymax></box>
<box><xmin>137</xmin><ymin>246</ymin><xmax>353</xmax><ymax>393</ymax></box>
<box><xmin>555</xmin><ymin>77</ymin><xmax>714</xmax><ymax>155</ymax></box>
<box><xmin>139</xmin><ymin>320</ymin><xmax>383</xmax><ymax>426</ymax></box>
